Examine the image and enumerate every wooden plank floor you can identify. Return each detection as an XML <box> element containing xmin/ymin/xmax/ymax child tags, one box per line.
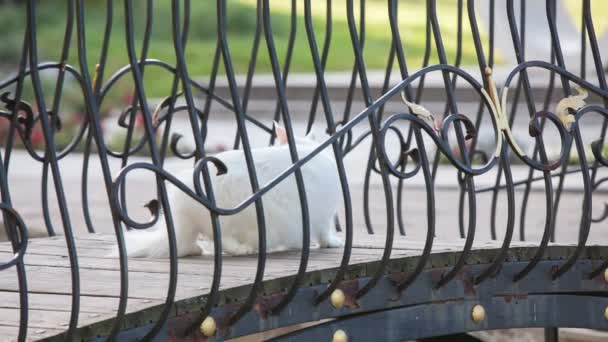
<box><xmin>0</xmin><ymin>232</ymin><xmax>551</xmax><ymax>341</ymax></box>
<box><xmin>1</xmin><ymin>149</ymin><xmax>606</xmax><ymax>340</ymax></box>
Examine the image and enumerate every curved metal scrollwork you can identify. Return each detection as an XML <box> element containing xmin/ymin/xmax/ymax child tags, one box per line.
<box><xmin>0</xmin><ymin>0</ymin><xmax>606</xmax><ymax>341</ymax></box>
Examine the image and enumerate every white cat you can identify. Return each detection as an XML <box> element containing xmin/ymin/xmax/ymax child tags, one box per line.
<box><xmin>116</xmin><ymin>122</ymin><xmax>344</xmax><ymax>258</ymax></box>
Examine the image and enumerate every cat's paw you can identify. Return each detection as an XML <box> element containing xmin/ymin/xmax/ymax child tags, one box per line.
<box><xmin>223</xmin><ymin>238</ymin><xmax>257</xmax><ymax>255</ymax></box>
<box><xmin>181</xmin><ymin>243</ymin><xmax>203</xmax><ymax>257</ymax></box>
<box><xmin>321</xmin><ymin>233</ymin><xmax>345</xmax><ymax>249</ymax></box>
<box><xmin>226</xmin><ymin>244</ymin><xmax>257</xmax><ymax>255</ymax></box>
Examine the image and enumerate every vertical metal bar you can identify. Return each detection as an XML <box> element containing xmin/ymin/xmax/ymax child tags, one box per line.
<box><xmin>303</xmin><ymin>0</ymin><xmax>354</xmax><ymax>305</ymax></box>
<box><xmin>72</xmin><ymin>0</ymin><xmax>132</xmax><ymax>339</ymax></box>
<box><xmin>159</xmin><ymin>0</ymin><xmax>193</xmax><ymax>166</ymax></box>
<box><xmin>544</xmin><ymin>327</ymin><xmax>558</xmax><ymax>342</ymax></box>
<box><xmin>517</xmin><ymin>0</ymin><xmax>558</xmax><ymax>243</ymax></box>
<box><xmin>305</xmin><ymin>0</ymin><xmax>332</xmax><ymax>134</ymax></box>
<box><xmin>0</xmin><ymin>21</ymin><xmax>31</xmax><ymax>342</ymax></box>
<box><xmin>345</xmin><ymin>0</ymin><xmax>395</xmax><ymax>299</ymax></box>
<box><xmin>465</xmin><ymin>0</ymin><xmax>516</xmax><ymax>285</ymax></box>
<box><xmin>544</xmin><ymin>0</ymin><xmax>574</xmax><ymax>244</ymax></box>
<box><xmin>40</xmin><ymin>0</ymin><xmax>75</xmax><ymax>237</ymax></box>
<box><xmin>505</xmin><ymin>0</ymin><xmax>556</xmax><ymax>282</ymax></box>
<box><xmin>118</xmin><ymin>0</ymin><xmax>154</xmax><ymax>232</ymax></box>
<box><xmin>350</xmin><ymin>0</ymin><xmax>379</xmax><ymax>236</ymax></box>
<box><xmin>260</xmin><ymin>0</ymin><xmax>311</xmax><ymax>314</ymax></box>
<box><xmin>215</xmin><ymin>0</ymin><xmax>268</xmax><ymax>326</ymax></box>
<box><xmin>25</xmin><ymin>0</ymin><xmax>80</xmax><ymax>339</ymax></box>
<box><xmin>120</xmin><ymin>1</ymin><xmax>180</xmax><ymax>338</ymax></box>
<box><xmin>267</xmin><ymin>0</ymin><xmax>298</xmax><ymax>147</ymax></box>
<box><xmin>427</xmin><ymin>0</ymin><xmax>477</xmax><ymax>289</ymax></box>
<box><xmin>580</xmin><ymin>0</ymin><xmax>608</xmax><ymax>236</ymax></box>
<box><xmin>1</xmin><ymin>28</ymin><xmax>30</xmax><ymax>342</ymax></box>
<box><xmin>556</xmin><ymin>0</ymin><xmax>607</xmax><ymax>278</ymax></box>
<box><xmin>81</xmin><ymin>0</ymin><xmax>113</xmax><ymax>236</ymax></box>
<box><xmin>387</xmin><ymin>0</ymin><xmax>436</xmax><ymax>292</ymax></box>
<box><xmin>233</xmin><ymin>0</ymin><xmax>262</xmax><ymax>150</ymax></box>
<box><xmin>168</xmin><ymin>0</ymin><xmax>224</xmax><ymax>337</ymax></box>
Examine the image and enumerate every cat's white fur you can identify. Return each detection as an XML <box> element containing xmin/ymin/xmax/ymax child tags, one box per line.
<box><xmin>116</xmin><ymin>123</ymin><xmax>344</xmax><ymax>258</ymax></box>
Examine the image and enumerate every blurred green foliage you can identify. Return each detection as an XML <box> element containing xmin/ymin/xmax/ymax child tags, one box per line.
<box><xmin>0</xmin><ymin>0</ymin><xmax>484</xmax><ymax>98</ymax></box>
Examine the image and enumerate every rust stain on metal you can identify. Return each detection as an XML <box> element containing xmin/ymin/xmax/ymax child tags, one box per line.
<box><xmin>550</xmin><ymin>265</ymin><xmax>560</xmax><ymax>278</ymax></box>
<box><xmin>254</xmin><ymin>292</ymin><xmax>285</xmax><ymax>320</ymax></box>
<box><xmin>338</xmin><ymin>279</ymin><xmax>360</xmax><ymax>309</ymax></box>
<box><xmin>431</xmin><ymin>269</ymin><xmax>444</xmax><ymax>286</ymax></box>
<box><xmin>591</xmin><ymin>270</ymin><xmax>608</xmax><ymax>287</ymax></box>
<box><xmin>217</xmin><ymin>304</ymin><xmax>243</xmax><ymax>338</ymax></box>
<box><xmin>459</xmin><ymin>268</ymin><xmax>476</xmax><ymax>296</ymax></box>
<box><xmin>167</xmin><ymin>312</ymin><xmax>205</xmax><ymax>342</ymax></box>
<box><xmin>501</xmin><ymin>294</ymin><xmax>528</xmax><ymax>303</ymax></box>
<box><xmin>388</xmin><ymin>272</ymin><xmax>408</xmax><ymax>285</ymax></box>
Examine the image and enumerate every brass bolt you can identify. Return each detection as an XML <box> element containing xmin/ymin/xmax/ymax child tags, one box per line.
<box><xmin>604</xmin><ymin>306</ymin><xmax>608</xmax><ymax>321</ymax></box>
<box><xmin>332</xmin><ymin>329</ymin><xmax>348</xmax><ymax>342</ymax></box>
<box><xmin>471</xmin><ymin>304</ymin><xmax>486</xmax><ymax>323</ymax></box>
<box><xmin>200</xmin><ymin>316</ymin><xmax>217</xmax><ymax>337</ymax></box>
<box><xmin>603</xmin><ymin>268</ymin><xmax>608</xmax><ymax>283</ymax></box>
<box><xmin>330</xmin><ymin>289</ymin><xmax>346</xmax><ymax>309</ymax></box>
<box><xmin>484</xmin><ymin>67</ymin><xmax>493</xmax><ymax>76</ymax></box>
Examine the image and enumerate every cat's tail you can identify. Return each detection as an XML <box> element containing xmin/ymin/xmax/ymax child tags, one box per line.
<box><xmin>105</xmin><ymin>223</ymin><xmax>168</xmax><ymax>258</ymax></box>
<box><xmin>107</xmin><ymin>220</ymin><xmax>201</xmax><ymax>258</ymax></box>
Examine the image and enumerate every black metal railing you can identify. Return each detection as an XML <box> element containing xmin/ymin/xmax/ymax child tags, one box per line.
<box><xmin>0</xmin><ymin>0</ymin><xmax>607</xmax><ymax>340</ymax></box>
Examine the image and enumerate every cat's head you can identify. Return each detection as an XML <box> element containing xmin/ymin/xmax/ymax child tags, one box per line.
<box><xmin>273</xmin><ymin>121</ymin><xmax>320</xmax><ymax>146</ymax></box>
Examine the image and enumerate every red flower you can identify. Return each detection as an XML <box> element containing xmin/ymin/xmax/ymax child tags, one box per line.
<box><xmin>135</xmin><ymin>111</ymin><xmax>145</xmax><ymax>128</ymax></box>
<box><xmin>122</xmin><ymin>93</ymin><xmax>135</xmax><ymax>105</ymax></box>
<box><xmin>30</xmin><ymin>126</ymin><xmax>44</xmax><ymax>147</ymax></box>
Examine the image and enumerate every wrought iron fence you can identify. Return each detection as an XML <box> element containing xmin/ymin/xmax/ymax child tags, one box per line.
<box><xmin>0</xmin><ymin>0</ymin><xmax>607</xmax><ymax>340</ymax></box>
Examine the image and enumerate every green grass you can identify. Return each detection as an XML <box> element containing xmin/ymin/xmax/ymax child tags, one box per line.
<box><xmin>563</xmin><ymin>0</ymin><xmax>608</xmax><ymax>33</ymax></box>
<box><xmin>0</xmin><ymin>0</ymin><xmax>487</xmax><ymax>98</ymax></box>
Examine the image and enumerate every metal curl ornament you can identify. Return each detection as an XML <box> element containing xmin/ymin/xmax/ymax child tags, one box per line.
<box><xmin>1</xmin><ymin>92</ymin><xmax>36</xmax><ymax>141</ymax></box>
<box><xmin>374</xmin><ymin>124</ymin><xmax>421</xmax><ymax>179</ymax></box>
<box><xmin>169</xmin><ymin>133</ymin><xmax>197</xmax><ymax>160</ymax></box>
<box><xmin>154</xmin><ymin>104</ymin><xmax>206</xmax><ymax>160</ymax></box>
<box><xmin>573</xmin><ymin>105</ymin><xmax>608</xmax><ymax>168</ymax></box>
<box><xmin>591</xmin><ymin>140</ymin><xmax>608</xmax><ymax>167</ymax></box>
<box><xmin>104</xmin><ymin>105</ymin><xmax>152</xmax><ymax>158</ymax></box>
<box><xmin>379</xmin><ymin>112</ymin><xmax>499</xmax><ymax>177</ymax></box>
<box><xmin>0</xmin><ymin>92</ymin><xmax>88</xmax><ymax>162</ymax></box>
<box><xmin>192</xmin><ymin>156</ymin><xmax>229</xmax><ymax>199</ymax></box>
<box><xmin>110</xmin><ymin>158</ymin><xmax>227</xmax><ymax>231</ymax></box>
<box><xmin>0</xmin><ymin>204</ymin><xmax>29</xmax><ymax>271</ymax></box>
<box><xmin>591</xmin><ymin>177</ymin><xmax>608</xmax><ymax>223</ymax></box>
<box><xmin>483</xmin><ymin>67</ymin><xmax>570</xmax><ymax>171</ymax></box>
<box><xmin>375</xmin><ymin>143</ymin><xmax>421</xmax><ymax>180</ymax></box>
<box><xmin>330</xmin><ymin>120</ymin><xmax>354</xmax><ymax>155</ymax></box>
<box><xmin>151</xmin><ymin>92</ymin><xmax>183</xmax><ymax>128</ymax></box>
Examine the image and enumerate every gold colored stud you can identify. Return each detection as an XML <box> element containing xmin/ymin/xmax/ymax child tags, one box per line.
<box><xmin>484</xmin><ymin>67</ymin><xmax>493</xmax><ymax>76</ymax></box>
<box><xmin>604</xmin><ymin>306</ymin><xmax>608</xmax><ymax>321</ymax></box>
<box><xmin>330</xmin><ymin>289</ymin><xmax>346</xmax><ymax>309</ymax></box>
<box><xmin>332</xmin><ymin>329</ymin><xmax>348</xmax><ymax>342</ymax></box>
<box><xmin>471</xmin><ymin>304</ymin><xmax>486</xmax><ymax>323</ymax></box>
<box><xmin>200</xmin><ymin>316</ymin><xmax>217</xmax><ymax>337</ymax></box>
<box><xmin>603</xmin><ymin>268</ymin><xmax>608</xmax><ymax>283</ymax></box>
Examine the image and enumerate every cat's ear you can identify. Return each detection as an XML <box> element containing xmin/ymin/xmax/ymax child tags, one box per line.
<box><xmin>273</xmin><ymin>121</ymin><xmax>288</xmax><ymax>145</ymax></box>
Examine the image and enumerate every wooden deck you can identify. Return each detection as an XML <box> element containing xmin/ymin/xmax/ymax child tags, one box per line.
<box><xmin>1</xmin><ymin>151</ymin><xmax>606</xmax><ymax>341</ymax></box>
<box><xmin>0</xmin><ymin>232</ymin><xmax>594</xmax><ymax>341</ymax></box>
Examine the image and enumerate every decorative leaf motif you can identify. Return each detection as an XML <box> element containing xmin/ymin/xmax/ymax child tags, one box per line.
<box><xmin>555</xmin><ymin>85</ymin><xmax>587</xmax><ymax>130</ymax></box>
<box><xmin>400</xmin><ymin>90</ymin><xmax>437</xmax><ymax>130</ymax></box>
